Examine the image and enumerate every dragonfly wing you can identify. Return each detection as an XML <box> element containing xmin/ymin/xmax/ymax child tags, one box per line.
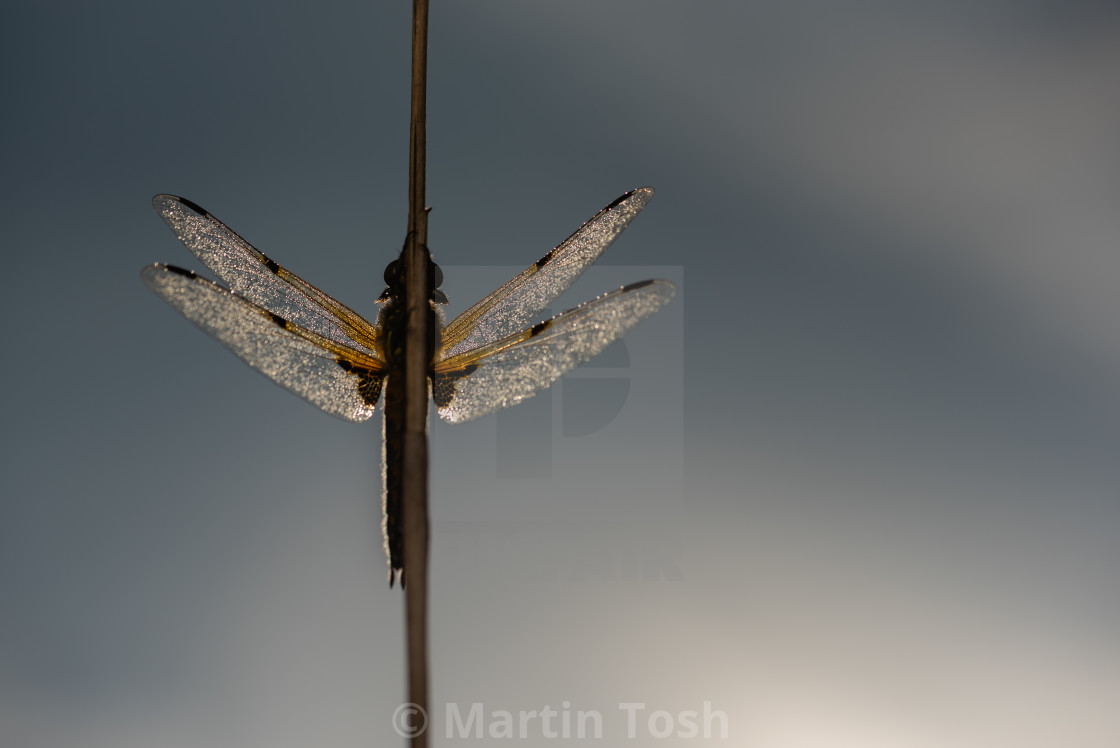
<box><xmin>142</xmin><ymin>264</ymin><xmax>384</xmax><ymax>422</ymax></box>
<box><xmin>152</xmin><ymin>195</ymin><xmax>381</xmax><ymax>358</ymax></box>
<box><xmin>434</xmin><ymin>279</ymin><xmax>675</xmax><ymax>424</ymax></box>
<box><xmin>440</xmin><ymin>187</ymin><xmax>655</xmax><ymax>358</ymax></box>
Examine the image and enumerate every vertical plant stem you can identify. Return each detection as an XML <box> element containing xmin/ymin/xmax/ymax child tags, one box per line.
<box><xmin>402</xmin><ymin>0</ymin><xmax>430</xmax><ymax>746</ymax></box>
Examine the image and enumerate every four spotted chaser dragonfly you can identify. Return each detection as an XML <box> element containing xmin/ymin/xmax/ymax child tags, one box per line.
<box><xmin>142</xmin><ymin>187</ymin><xmax>675</xmax><ymax>584</ymax></box>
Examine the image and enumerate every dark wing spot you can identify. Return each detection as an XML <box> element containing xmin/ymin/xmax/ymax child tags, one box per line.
<box><xmin>621</xmin><ymin>279</ymin><xmax>656</xmax><ymax>292</ymax></box>
<box><xmin>262</xmin><ymin>255</ymin><xmax>280</xmax><ymax>274</ymax></box>
<box><xmin>604</xmin><ymin>191</ymin><xmax>631</xmax><ymax>211</ymax></box>
<box><xmin>432</xmin><ymin>365</ymin><xmax>479</xmax><ymax>409</ymax></box>
<box><xmin>178</xmin><ymin>198</ymin><xmax>208</xmax><ymax>216</ymax></box>
<box><xmin>530</xmin><ymin>190</ymin><xmax>635</xmax><ymax>270</ymax></box>
<box><xmin>267</xmin><ymin>312</ymin><xmax>287</xmax><ymax>328</ymax></box>
<box><xmin>357</xmin><ymin>374</ymin><xmax>382</xmax><ymax>407</ymax></box>
<box><xmin>337</xmin><ymin>359</ymin><xmax>384</xmax><ymax>407</ymax></box>
<box><xmin>529</xmin><ymin>319</ymin><xmax>552</xmax><ymax>336</ymax></box>
<box><xmin>166</xmin><ymin>265</ymin><xmax>196</xmax><ymax>278</ymax></box>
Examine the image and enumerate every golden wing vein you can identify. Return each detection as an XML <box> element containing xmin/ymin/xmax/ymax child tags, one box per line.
<box><xmin>440</xmin><ymin>187</ymin><xmax>654</xmax><ymax>357</ymax></box>
<box><xmin>434</xmin><ymin>279</ymin><xmax>675</xmax><ymax>424</ymax></box>
<box><xmin>142</xmin><ymin>264</ymin><xmax>382</xmax><ymax>422</ymax></box>
<box><xmin>153</xmin><ymin>195</ymin><xmax>381</xmax><ymax>357</ymax></box>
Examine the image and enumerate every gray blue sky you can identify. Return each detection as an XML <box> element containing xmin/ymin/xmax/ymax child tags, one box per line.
<box><xmin>2</xmin><ymin>1</ymin><xmax>1119</xmax><ymax>746</ymax></box>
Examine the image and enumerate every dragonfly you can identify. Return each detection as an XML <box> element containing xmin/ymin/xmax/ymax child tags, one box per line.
<box><xmin>142</xmin><ymin>187</ymin><xmax>675</xmax><ymax>584</ymax></box>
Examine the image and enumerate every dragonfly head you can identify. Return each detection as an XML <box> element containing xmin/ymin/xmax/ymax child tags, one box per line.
<box><xmin>378</xmin><ymin>254</ymin><xmax>448</xmax><ymax>304</ymax></box>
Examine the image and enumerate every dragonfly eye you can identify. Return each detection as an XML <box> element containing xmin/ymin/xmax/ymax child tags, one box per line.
<box><xmin>431</xmin><ymin>259</ymin><xmax>443</xmax><ymax>290</ymax></box>
<box><xmin>383</xmin><ymin>259</ymin><xmax>401</xmax><ymax>287</ymax></box>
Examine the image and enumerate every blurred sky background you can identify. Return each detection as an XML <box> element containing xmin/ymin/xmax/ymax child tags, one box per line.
<box><xmin>2</xmin><ymin>1</ymin><xmax>1119</xmax><ymax>746</ymax></box>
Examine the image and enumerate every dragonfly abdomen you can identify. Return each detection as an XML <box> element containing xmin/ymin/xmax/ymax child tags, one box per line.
<box><xmin>378</xmin><ymin>292</ymin><xmax>441</xmax><ymax>587</ymax></box>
